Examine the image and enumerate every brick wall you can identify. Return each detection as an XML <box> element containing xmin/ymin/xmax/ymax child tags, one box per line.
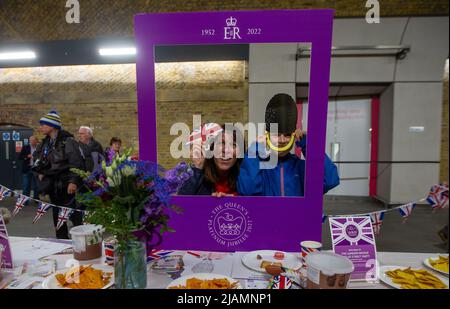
<box><xmin>1</xmin><ymin>0</ymin><xmax>448</xmax><ymax>42</ymax></box>
<box><xmin>0</xmin><ymin>61</ymin><xmax>248</xmax><ymax>169</ymax></box>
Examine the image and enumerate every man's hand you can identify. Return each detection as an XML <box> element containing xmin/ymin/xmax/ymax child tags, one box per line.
<box><xmin>295</xmin><ymin>128</ymin><xmax>304</xmax><ymax>141</ymax></box>
<box><xmin>67</xmin><ymin>183</ymin><xmax>77</xmax><ymax>195</ymax></box>
<box><xmin>27</xmin><ymin>154</ymin><xmax>32</xmax><ymax>159</ymax></box>
<box><xmin>38</xmin><ymin>174</ymin><xmax>44</xmax><ymax>181</ymax></box>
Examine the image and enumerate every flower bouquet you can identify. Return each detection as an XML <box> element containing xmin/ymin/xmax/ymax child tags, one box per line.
<box><xmin>72</xmin><ymin>149</ymin><xmax>191</xmax><ymax>288</ymax></box>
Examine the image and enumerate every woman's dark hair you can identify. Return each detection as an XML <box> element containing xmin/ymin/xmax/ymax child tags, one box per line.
<box><xmin>203</xmin><ymin>125</ymin><xmax>244</xmax><ymax>192</ymax></box>
<box><xmin>110</xmin><ymin>137</ymin><xmax>122</xmax><ymax>146</ymax></box>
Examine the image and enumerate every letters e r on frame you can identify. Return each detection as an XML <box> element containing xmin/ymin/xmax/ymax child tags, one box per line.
<box><xmin>134</xmin><ymin>10</ymin><xmax>333</xmax><ymax>252</ymax></box>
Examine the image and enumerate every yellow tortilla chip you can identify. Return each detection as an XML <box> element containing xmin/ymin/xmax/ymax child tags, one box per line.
<box><xmin>386</xmin><ymin>267</ymin><xmax>448</xmax><ymax>289</ymax></box>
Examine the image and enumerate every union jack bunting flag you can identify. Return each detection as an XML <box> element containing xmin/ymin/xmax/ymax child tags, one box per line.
<box><xmin>56</xmin><ymin>208</ymin><xmax>74</xmax><ymax>231</ymax></box>
<box><xmin>12</xmin><ymin>194</ymin><xmax>30</xmax><ymax>217</ymax></box>
<box><xmin>369</xmin><ymin>211</ymin><xmax>385</xmax><ymax>235</ymax></box>
<box><xmin>147</xmin><ymin>249</ymin><xmax>174</xmax><ymax>263</ymax></box>
<box><xmin>398</xmin><ymin>203</ymin><xmax>416</xmax><ymax>222</ymax></box>
<box><xmin>398</xmin><ymin>203</ymin><xmax>416</xmax><ymax>221</ymax></box>
<box><xmin>185</xmin><ymin>123</ymin><xmax>223</xmax><ymax>146</ymax></box>
<box><xmin>33</xmin><ymin>202</ymin><xmax>52</xmax><ymax>224</ymax></box>
<box><xmin>322</xmin><ymin>214</ymin><xmax>328</xmax><ymax>223</ymax></box>
<box><xmin>0</xmin><ymin>186</ymin><xmax>12</xmax><ymax>201</ymax></box>
<box><xmin>427</xmin><ymin>184</ymin><xmax>449</xmax><ymax>209</ymax></box>
<box><xmin>440</xmin><ymin>186</ymin><xmax>449</xmax><ymax>209</ymax></box>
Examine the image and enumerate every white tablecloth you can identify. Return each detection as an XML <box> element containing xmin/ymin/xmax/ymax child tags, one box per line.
<box><xmin>3</xmin><ymin>236</ymin><xmax>448</xmax><ymax>289</ymax></box>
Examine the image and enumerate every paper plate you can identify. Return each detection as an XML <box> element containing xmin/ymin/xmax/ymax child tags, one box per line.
<box><xmin>423</xmin><ymin>255</ymin><xmax>449</xmax><ymax>276</ymax></box>
<box><xmin>42</xmin><ymin>264</ymin><xmax>114</xmax><ymax>289</ymax></box>
<box><xmin>241</xmin><ymin>250</ymin><xmax>302</xmax><ymax>273</ymax></box>
<box><xmin>379</xmin><ymin>265</ymin><xmax>449</xmax><ymax>289</ymax></box>
<box><xmin>166</xmin><ymin>273</ymin><xmax>241</xmax><ymax>289</ymax></box>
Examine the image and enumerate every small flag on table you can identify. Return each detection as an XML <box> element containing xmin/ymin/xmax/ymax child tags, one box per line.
<box><xmin>12</xmin><ymin>194</ymin><xmax>30</xmax><ymax>217</ymax></box>
<box><xmin>369</xmin><ymin>211</ymin><xmax>385</xmax><ymax>235</ymax></box>
<box><xmin>33</xmin><ymin>202</ymin><xmax>52</xmax><ymax>224</ymax></box>
<box><xmin>56</xmin><ymin>208</ymin><xmax>74</xmax><ymax>231</ymax></box>
<box><xmin>0</xmin><ymin>186</ymin><xmax>13</xmax><ymax>201</ymax></box>
<box><xmin>269</xmin><ymin>275</ymin><xmax>292</xmax><ymax>289</ymax></box>
<box><xmin>147</xmin><ymin>249</ymin><xmax>174</xmax><ymax>263</ymax></box>
<box><xmin>398</xmin><ymin>202</ymin><xmax>416</xmax><ymax>223</ymax></box>
<box><xmin>427</xmin><ymin>184</ymin><xmax>448</xmax><ymax>209</ymax></box>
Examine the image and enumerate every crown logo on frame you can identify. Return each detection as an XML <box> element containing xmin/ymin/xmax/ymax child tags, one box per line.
<box><xmin>226</xmin><ymin>16</ymin><xmax>237</xmax><ymax>27</ymax></box>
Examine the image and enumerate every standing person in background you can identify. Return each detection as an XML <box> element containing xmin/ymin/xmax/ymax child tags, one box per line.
<box><xmin>18</xmin><ymin>136</ymin><xmax>40</xmax><ymax>202</ymax></box>
<box><xmin>33</xmin><ymin>110</ymin><xmax>84</xmax><ymax>239</ymax></box>
<box><xmin>77</xmin><ymin>126</ymin><xmax>104</xmax><ymax>172</ymax></box>
<box><xmin>105</xmin><ymin>137</ymin><xmax>122</xmax><ymax>163</ymax></box>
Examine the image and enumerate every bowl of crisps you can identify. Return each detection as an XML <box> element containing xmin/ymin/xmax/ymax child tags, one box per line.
<box><xmin>380</xmin><ymin>265</ymin><xmax>449</xmax><ymax>289</ymax></box>
<box><xmin>423</xmin><ymin>255</ymin><xmax>449</xmax><ymax>276</ymax></box>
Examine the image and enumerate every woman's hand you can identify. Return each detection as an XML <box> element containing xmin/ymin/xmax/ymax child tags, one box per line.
<box><xmin>212</xmin><ymin>192</ymin><xmax>234</xmax><ymax>198</ymax></box>
<box><xmin>191</xmin><ymin>143</ymin><xmax>205</xmax><ymax>169</ymax></box>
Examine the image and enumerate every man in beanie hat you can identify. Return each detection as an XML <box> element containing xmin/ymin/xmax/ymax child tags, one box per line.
<box><xmin>237</xmin><ymin>93</ymin><xmax>339</xmax><ymax>196</ymax></box>
<box><xmin>33</xmin><ymin>110</ymin><xmax>84</xmax><ymax>239</ymax></box>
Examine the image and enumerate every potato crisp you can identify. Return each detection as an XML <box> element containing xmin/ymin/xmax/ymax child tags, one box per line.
<box><xmin>386</xmin><ymin>267</ymin><xmax>448</xmax><ymax>289</ymax></box>
<box><xmin>55</xmin><ymin>265</ymin><xmax>112</xmax><ymax>289</ymax></box>
<box><xmin>169</xmin><ymin>277</ymin><xmax>238</xmax><ymax>289</ymax></box>
<box><xmin>429</xmin><ymin>256</ymin><xmax>449</xmax><ymax>273</ymax></box>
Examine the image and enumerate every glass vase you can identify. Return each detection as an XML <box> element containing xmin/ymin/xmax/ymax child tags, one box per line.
<box><xmin>115</xmin><ymin>240</ymin><xmax>147</xmax><ymax>289</ymax></box>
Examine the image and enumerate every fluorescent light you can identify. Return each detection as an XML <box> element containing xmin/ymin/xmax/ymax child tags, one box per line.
<box><xmin>98</xmin><ymin>47</ymin><xmax>136</xmax><ymax>56</ymax></box>
<box><xmin>0</xmin><ymin>50</ymin><xmax>36</xmax><ymax>60</ymax></box>
<box><xmin>409</xmin><ymin>126</ymin><xmax>425</xmax><ymax>133</ymax></box>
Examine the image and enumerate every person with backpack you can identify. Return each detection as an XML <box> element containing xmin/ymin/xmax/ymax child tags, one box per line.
<box><xmin>33</xmin><ymin>111</ymin><xmax>84</xmax><ymax>239</ymax></box>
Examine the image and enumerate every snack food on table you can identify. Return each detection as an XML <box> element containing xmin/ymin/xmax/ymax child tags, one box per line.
<box><xmin>274</xmin><ymin>252</ymin><xmax>285</xmax><ymax>260</ymax></box>
<box><xmin>429</xmin><ymin>256</ymin><xmax>449</xmax><ymax>273</ymax></box>
<box><xmin>168</xmin><ymin>277</ymin><xmax>238</xmax><ymax>289</ymax></box>
<box><xmin>55</xmin><ymin>265</ymin><xmax>112</xmax><ymax>289</ymax></box>
<box><xmin>386</xmin><ymin>267</ymin><xmax>448</xmax><ymax>289</ymax></box>
<box><xmin>260</xmin><ymin>260</ymin><xmax>283</xmax><ymax>269</ymax></box>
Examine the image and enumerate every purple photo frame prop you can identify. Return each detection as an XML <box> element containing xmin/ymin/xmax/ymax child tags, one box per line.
<box><xmin>135</xmin><ymin>10</ymin><xmax>333</xmax><ymax>252</ymax></box>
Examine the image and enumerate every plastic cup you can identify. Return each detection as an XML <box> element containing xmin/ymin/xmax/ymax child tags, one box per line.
<box><xmin>69</xmin><ymin>224</ymin><xmax>104</xmax><ymax>261</ymax></box>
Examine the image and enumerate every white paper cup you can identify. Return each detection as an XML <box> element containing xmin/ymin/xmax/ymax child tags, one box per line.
<box><xmin>305</xmin><ymin>252</ymin><xmax>354</xmax><ymax>289</ymax></box>
<box><xmin>300</xmin><ymin>240</ymin><xmax>322</xmax><ymax>265</ymax></box>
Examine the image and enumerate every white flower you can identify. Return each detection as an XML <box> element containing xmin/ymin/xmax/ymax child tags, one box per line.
<box><xmin>105</xmin><ymin>166</ymin><xmax>114</xmax><ymax>178</ymax></box>
<box><xmin>107</xmin><ymin>175</ymin><xmax>122</xmax><ymax>187</ymax></box>
<box><xmin>121</xmin><ymin>165</ymin><xmax>136</xmax><ymax>177</ymax></box>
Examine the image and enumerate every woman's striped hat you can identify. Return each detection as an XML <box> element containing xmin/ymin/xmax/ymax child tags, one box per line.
<box><xmin>40</xmin><ymin>110</ymin><xmax>62</xmax><ymax>129</ymax></box>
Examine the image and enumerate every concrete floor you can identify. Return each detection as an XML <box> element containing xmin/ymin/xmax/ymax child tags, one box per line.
<box><xmin>1</xmin><ymin>195</ymin><xmax>448</xmax><ymax>253</ymax></box>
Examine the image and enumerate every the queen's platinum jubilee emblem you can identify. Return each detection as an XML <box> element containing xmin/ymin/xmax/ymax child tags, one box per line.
<box><xmin>208</xmin><ymin>202</ymin><xmax>252</xmax><ymax>247</ymax></box>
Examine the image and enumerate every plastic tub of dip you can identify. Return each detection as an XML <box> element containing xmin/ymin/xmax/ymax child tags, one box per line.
<box><xmin>69</xmin><ymin>225</ymin><xmax>104</xmax><ymax>261</ymax></box>
<box><xmin>305</xmin><ymin>252</ymin><xmax>354</xmax><ymax>289</ymax></box>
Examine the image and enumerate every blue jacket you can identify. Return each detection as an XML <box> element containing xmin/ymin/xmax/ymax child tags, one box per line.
<box><xmin>237</xmin><ymin>136</ymin><xmax>339</xmax><ymax>196</ymax></box>
<box><xmin>177</xmin><ymin>166</ymin><xmax>214</xmax><ymax>195</ymax></box>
